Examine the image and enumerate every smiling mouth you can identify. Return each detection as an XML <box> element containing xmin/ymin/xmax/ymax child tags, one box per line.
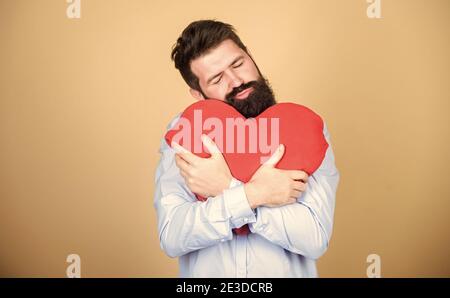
<box><xmin>234</xmin><ymin>87</ymin><xmax>254</xmax><ymax>100</ymax></box>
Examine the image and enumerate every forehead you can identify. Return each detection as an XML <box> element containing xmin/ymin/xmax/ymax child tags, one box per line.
<box><xmin>190</xmin><ymin>39</ymin><xmax>247</xmax><ymax>82</ymax></box>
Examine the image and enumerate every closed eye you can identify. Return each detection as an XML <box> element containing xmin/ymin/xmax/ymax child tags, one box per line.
<box><xmin>233</xmin><ymin>61</ymin><xmax>244</xmax><ymax>68</ymax></box>
<box><xmin>212</xmin><ymin>75</ymin><xmax>223</xmax><ymax>84</ymax></box>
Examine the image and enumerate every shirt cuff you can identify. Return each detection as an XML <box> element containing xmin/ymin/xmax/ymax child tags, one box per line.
<box><xmin>248</xmin><ymin>208</ymin><xmax>268</xmax><ymax>234</ymax></box>
<box><xmin>229</xmin><ymin>177</ymin><xmax>243</xmax><ymax>188</ymax></box>
<box><xmin>223</xmin><ymin>184</ymin><xmax>256</xmax><ymax>229</ymax></box>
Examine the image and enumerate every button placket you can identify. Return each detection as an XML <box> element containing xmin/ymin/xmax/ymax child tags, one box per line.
<box><xmin>235</xmin><ymin>235</ymin><xmax>247</xmax><ymax>278</ymax></box>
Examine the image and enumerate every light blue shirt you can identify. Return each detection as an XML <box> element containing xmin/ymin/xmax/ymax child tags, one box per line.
<box><xmin>154</xmin><ymin>113</ymin><xmax>340</xmax><ymax>277</ymax></box>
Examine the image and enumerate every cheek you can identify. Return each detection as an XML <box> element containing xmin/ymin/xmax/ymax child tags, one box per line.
<box><xmin>242</xmin><ymin>64</ymin><xmax>260</xmax><ymax>82</ymax></box>
<box><xmin>205</xmin><ymin>85</ymin><xmax>228</xmax><ymax>101</ymax></box>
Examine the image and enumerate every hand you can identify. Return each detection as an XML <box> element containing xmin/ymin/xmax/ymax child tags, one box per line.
<box><xmin>172</xmin><ymin>134</ymin><xmax>232</xmax><ymax>198</ymax></box>
<box><xmin>244</xmin><ymin>144</ymin><xmax>309</xmax><ymax>209</ymax></box>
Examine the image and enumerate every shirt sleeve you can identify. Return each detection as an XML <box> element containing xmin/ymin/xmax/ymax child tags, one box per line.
<box><xmin>153</xmin><ymin>115</ymin><xmax>256</xmax><ymax>258</ymax></box>
<box><xmin>248</xmin><ymin>122</ymin><xmax>340</xmax><ymax>260</ymax></box>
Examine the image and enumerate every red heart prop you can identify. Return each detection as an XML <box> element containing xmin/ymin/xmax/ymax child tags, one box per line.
<box><xmin>165</xmin><ymin>99</ymin><xmax>328</xmax><ymax>235</ymax></box>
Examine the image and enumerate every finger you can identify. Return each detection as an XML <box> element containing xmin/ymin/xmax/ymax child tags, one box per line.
<box><xmin>284</xmin><ymin>197</ymin><xmax>297</xmax><ymax>205</ymax></box>
<box><xmin>292</xmin><ymin>181</ymin><xmax>306</xmax><ymax>192</ymax></box>
<box><xmin>175</xmin><ymin>153</ymin><xmax>191</xmax><ymax>172</ymax></box>
<box><xmin>172</xmin><ymin>141</ymin><xmax>200</xmax><ymax>165</ymax></box>
<box><xmin>171</xmin><ymin>141</ymin><xmax>190</xmax><ymax>154</ymax></box>
<box><xmin>201</xmin><ymin>134</ymin><xmax>222</xmax><ymax>156</ymax></box>
<box><xmin>179</xmin><ymin>168</ymin><xmax>188</xmax><ymax>179</ymax></box>
<box><xmin>263</xmin><ymin>144</ymin><xmax>285</xmax><ymax>167</ymax></box>
<box><xmin>290</xmin><ymin>189</ymin><xmax>301</xmax><ymax>199</ymax></box>
<box><xmin>289</xmin><ymin>170</ymin><xmax>309</xmax><ymax>182</ymax></box>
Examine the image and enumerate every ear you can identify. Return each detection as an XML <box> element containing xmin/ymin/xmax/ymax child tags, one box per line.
<box><xmin>189</xmin><ymin>88</ymin><xmax>205</xmax><ymax>101</ymax></box>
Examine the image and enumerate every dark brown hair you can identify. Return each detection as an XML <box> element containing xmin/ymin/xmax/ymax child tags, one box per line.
<box><xmin>171</xmin><ymin>20</ymin><xmax>249</xmax><ymax>92</ymax></box>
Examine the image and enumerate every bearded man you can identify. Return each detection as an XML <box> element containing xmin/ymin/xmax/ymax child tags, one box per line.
<box><xmin>154</xmin><ymin>20</ymin><xmax>340</xmax><ymax>278</ymax></box>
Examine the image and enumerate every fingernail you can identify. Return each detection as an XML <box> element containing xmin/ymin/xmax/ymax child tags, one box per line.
<box><xmin>201</xmin><ymin>134</ymin><xmax>210</xmax><ymax>142</ymax></box>
<box><xmin>172</xmin><ymin>141</ymin><xmax>182</xmax><ymax>150</ymax></box>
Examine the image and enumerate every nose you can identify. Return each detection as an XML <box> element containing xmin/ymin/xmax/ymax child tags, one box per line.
<box><xmin>227</xmin><ymin>69</ymin><xmax>244</xmax><ymax>90</ymax></box>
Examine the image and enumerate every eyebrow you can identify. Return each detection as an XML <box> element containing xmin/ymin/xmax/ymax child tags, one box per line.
<box><xmin>206</xmin><ymin>55</ymin><xmax>244</xmax><ymax>84</ymax></box>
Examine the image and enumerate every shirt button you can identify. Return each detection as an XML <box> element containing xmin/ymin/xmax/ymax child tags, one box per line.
<box><xmin>243</xmin><ymin>217</ymin><xmax>248</xmax><ymax>223</ymax></box>
<box><xmin>220</xmin><ymin>239</ymin><xmax>226</xmax><ymax>242</ymax></box>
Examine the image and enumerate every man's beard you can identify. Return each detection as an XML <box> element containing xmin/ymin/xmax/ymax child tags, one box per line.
<box><xmin>224</xmin><ymin>78</ymin><xmax>277</xmax><ymax>118</ymax></box>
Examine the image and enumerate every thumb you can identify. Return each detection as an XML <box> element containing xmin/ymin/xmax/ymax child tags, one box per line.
<box><xmin>263</xmin><ymin>144</ymin><xmax>285</xmax><ymax>167</ymax></box>
<box><xmin>201</xmin><ymin>134</ymin><xmax>222</xmax><ymax>157</ymax></box>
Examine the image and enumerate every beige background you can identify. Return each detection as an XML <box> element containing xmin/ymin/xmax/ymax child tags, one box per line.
<box><xmin>0</xmin><ymin>0</ymin><xmax>449</xmax><ymax>277</ymax></box>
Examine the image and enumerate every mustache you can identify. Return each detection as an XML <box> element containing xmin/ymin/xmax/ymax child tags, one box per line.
<box><xmin>226</xmin><ymin>81</ymin><xmax>258</xmax><ymax>101</ymax></box>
